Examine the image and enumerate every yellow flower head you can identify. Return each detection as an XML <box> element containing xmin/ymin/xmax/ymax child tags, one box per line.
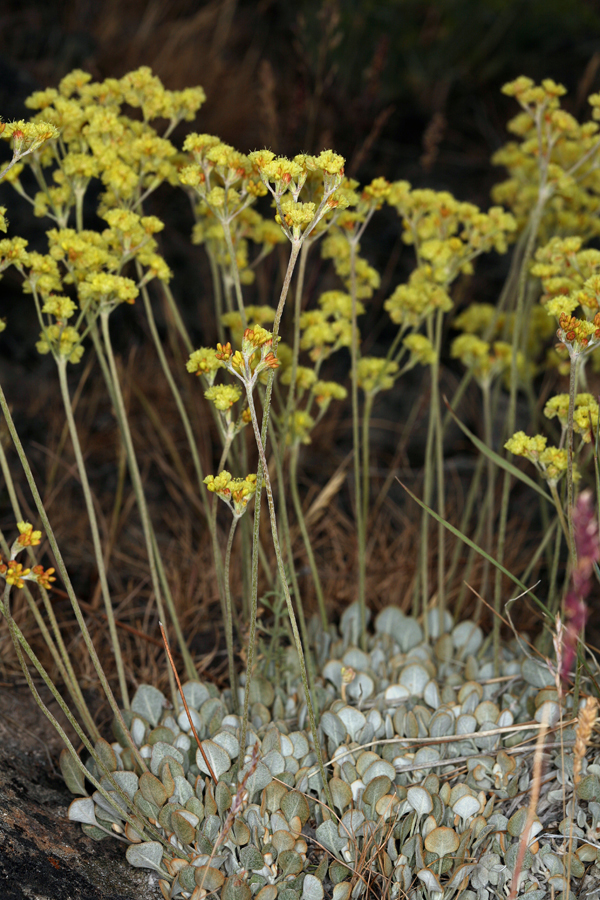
<box><xmin>403</xmin><ymin>334</ymin><xmax>436</xmax><ymax>366</ymax></box>
<box><xmin>280</xmin><ymin>366</ymin><xmax>317</xmax><ymax>390</ymax></box>
<box><xmin>357</xmin><ymin>357</ymin><xmax>399</xmax><ymax>395</ymax></box>
<box><xmin>204</xmin><ymin>384</ymin><xmax>242</xmax><ymax>411</ymax></box>
<box><xmin>310</xmin><ymin>380</ymin><xmax>347</xmax><ymax>411</ymax></box>
<box><xmin>504</xmin><ymin>431</ymin><xmax>547</xmax><ymax>461</ymax></box>
<box><xmin>16</xmin><ymin>522</ymin><xmax>42</xmax><ymax>548</ymax></box>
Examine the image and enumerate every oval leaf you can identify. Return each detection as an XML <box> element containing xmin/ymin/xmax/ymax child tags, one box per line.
<box><xmin>126</xmin><ymin>840</ymin><xmax>164</xmax><ymax>872</ymax></box>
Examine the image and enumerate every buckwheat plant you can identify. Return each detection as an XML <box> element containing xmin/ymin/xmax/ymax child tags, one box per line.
<box><xmin>4</xmin><ymin>67</ymin><xmax>600</xmax><ymax>900</ymax></box>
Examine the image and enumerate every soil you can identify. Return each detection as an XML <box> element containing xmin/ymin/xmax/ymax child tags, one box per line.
<box><xmin>0</xmin><ymin>684</ymin><xmax>160</xmax><ymax>900</ymax></box>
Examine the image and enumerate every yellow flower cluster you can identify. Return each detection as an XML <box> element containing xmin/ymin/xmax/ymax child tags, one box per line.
<box><xmin>5</xmin><ymin>67</ymin><xmax>204</xmax><ymax>228</ymax></box>
<box><xmin>287</xmin><ymin>411</ymin><xmax>316</xmax><ymax>446</ymax></box>
<box><xmin>15</xmin><ymin>522</ymin><xmax>42</xmax><ymax>548</ymax></box>
<box><xmin>0</xmin><ymin>119</ymin><xmax>60</xmax><ymax>157</ymax></box>
<box><xmin>0</xmin><ymin>558</ymin><xmax>55</xmax><ymax>591</ymax></box>
<box><xmin>505</xmin><ymin>431</ymin><xmax>579</xmax><ymax>485</ymax></box>
<box><xmin>78</xmin><ymin>273</ymin><xmax>138</xmax><ymax>308</ymax></box>
<box><xmin>403</xmin><ymin>334</ymin><xmax>437</xmax><ymax>367</ymax></box>
<box><xmin>385</xmin><ymin>268</ymin><xmax>452</xmax><ymax>328</ymax></box>
<box><xmin>450</xmin><ymin>334</ymin><xmax>513</xmax><ymax>386</ymax></box>
<box><xmin>280</xmin><ymin>366</ymin><xmax>317</xmax><ymax>390</ymax></box>
<box><xmin>492</xmin><ymin>79</ymin><xmax>600</xmax><ymax>239</ymax></box>
<box><xmin>357</xmin><ymin>357</ymin><xmax>399</xmax><ymax>395</ymax></box>
<box><xmin>204</xmin><ymin>384</ymin><xmax>242</xmax><ymax>411</ymax></box>
<box><xmin>204</xmin><ymin>471</ymin><xmax>257</xmax><ymax>517</ymax></box>
<box><xmin>310</xmin><ymin>380</ymin><xmax>347</xmax><ymax>411</ymax></box>
<box><xmin>186</xmin><ymin>348</ymin><xmax>225</xmax><ymax>386</ymax></box>
<box><xmin>0</xmin><ymin>524</ymin><xmax>56</xmax><ymax>591</ymax></box>
<box><xmin>545</xmin><ymin>393</ymin><xmax>600</xmax><ymax>443</ymax></box>
<box><xmin>36</xmin><ymin>324</ymin><xmax>84</xmax><ymax>363</ymax></box>
<box><xmin>300</xmin><ymin>291</ymin><xmax>363</xmax><ymax>362</ymax></box>
<box><xmin>386</xmin><ymin>183</ymin><xmax>516</xmax><ymax>284</ymax></box>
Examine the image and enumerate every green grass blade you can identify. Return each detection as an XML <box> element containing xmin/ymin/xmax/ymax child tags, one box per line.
<box><xmin>444</xmin><ymin>399</ymin><xmax>553</xmax><ymax>504</ymax></box>
<box><xmin>397</xmin><ymin>479</ymin><xmax>551</xmax><ymax>618</ymax></box>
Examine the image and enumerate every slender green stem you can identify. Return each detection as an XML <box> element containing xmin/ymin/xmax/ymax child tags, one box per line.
<box><xmin>206</xmin><ymin>247</ymin><xmax>225</xmax><ymax>344</ymax></box>
<box><xmin>99</xmin><ymin>311</ymin><xmax>180</xmax><ymax>707</ymax></box>
<box><xmin>521</xmin><ymin>516</ymin><xmax>559</xmax><ymax>613</ymax></box>
<box><xmin>221</xmin><ymin>218</ymin><xmax>247</xmax><ymax>326</ymax></box>
<box><xmin>447</xmin><ymin>454</ymin><xmax>485</xmax><ymax>621</ymax></box>
<box><xmin>223</xmin><ymin>516</ymin><xmax>239</xmax><ymax>713</ymax></box>
<box><xmin>139</xmin><ymin>275</ymin><xmax>209</xmax><ymax>511</ymax></box>
<box><xmin>244</xmin><ymin>380</ymin><xmax>332</xmax><ymax>809</ymax></box>
<box><xmin>240</xmin><ymin>456</ymin><xmax>263</xmax><ymax>758</ymax></box>
<box><xmin>549</xmin><ymin>481</ymin><xmax>571</xmax><ymax>552</ymax></box>
<box><xmin>455</xmin><ymin>489</ymin><xmax>490</xmax><ymax>620</ymax></box>
<box><xmin>494</xmin><ymin>194</ymin><xmax>547</xmax><ymax>672</ymax></box>
<box><xmin>240</xmin><ymin>239</ymin><xmax>302</xmax><ymax>758</ymax></box>
<box><xmin>349</xmin><ymin>242</ymin><xmax>366</xmax><ymax>649</ymax></box>
<box><xmin>271</xmin><ymin>438</ymin><xmax>318</xmax><ymax>703</ymax></box>
<box><xmin>362</xmin><ymin>392</ymin><xmax>374</xmax><ymax>555</ymax></box>
<box><xmin>279</xmin><ymin>240</ymin><xmax>311</xmax><ymax>449</ymax></box>
<box><xmin>566</xmin><ymin>354</ymin><xmax>579</xmax><ymax>569</ymax></box>
<box><xmin>3</xmin><ymin>600</ymin><xmax>167</xmax><ymax>848</ymax></box>
<box><xmin>431</xmin><ymin>309</ymin><xmax>446</xmax><ymax>633</ymax></box>
<box><xmin>139</xmin><ymin>272</ymin><xmax>228</xmax><ymax>669</ymax></box>
<box><xmin>481</xmin><ymin>380</ymin><xmax>494</xmax><ymax>602</ymax></box>
<box><xmin>0</xmin><ymin>384</ymin><xmax>147</xmax><ymax>771</ymax></box>
<box><xmin>420</xmin><ymin>324</ymin><xmax>438</xmax><ymax>642</ymax></box>
<box><xmin>160</xmin><ymin>279</ymin><xmax>194</xmax><ymax>354</ymax></box>
<box><xmin>0</xmin><ymin>439</ymin><xmax>98</xmax><ymax>737</ymax></box>
<box><xmin>289</xmin><ymin>445</ymin><xmax>327</xmax><ymax>629</ymax></box>
<box><xmin>56</xmin><ymin>357</ymin><xmax>130</xmax><ymax>706</ymax></box>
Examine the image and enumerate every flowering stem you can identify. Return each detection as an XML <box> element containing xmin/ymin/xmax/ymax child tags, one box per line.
<box><xmin>4</xmin><ymin>607</ymin><xmax>170</xmax><ymax>848</ymax></box>
<box><xmin>138</xmin><ymin>269</ymin><xmax>227</xmax><ymax>629</ymax></box>
<box><xmin>99</xmin><ymin>311</ymin><xmax>181</xmax><ymax>706</ymax></box>
<box><xmin>160</xmin><ymin>279</ymin><xmax>194</xmax><ymax>354</ymax></box>
<box><xmin>349</xmin><ymin>240</ymin><xmax>367</xmax><ymax>650</ymax></box>
<box><xmin>0</xmin><ymin>440</ymin><xmax>98</xmax><ymax>737</ymax></box>
<box><xmin>240</xmin><ymin>238</ymin><xmax>301</xmax><ymax>759</ymax></box>
<box><xmin>481</xmin><ymin>380</ymin><xmax>494</xmax><ymax>601</ymax></box>
<box><xmin>362</xmin><ymin>392</ymin><xmax>374</xmax><ymax>554</ymax></box>
<box><xmin>221</xmin><ymin>217</ymin><xmax>247</xmax><ymax>327</ymax></box>
<box><xmin>566</xmin><ymin>354</ymin><xmax>579</xmax><ymax>569</ymax></box>
<box><xmin>222</xmin><ymin>515</ymin><xmax>239</xmax><ymax>713</ymax></box>
<box><xmin>0</xmin><ymin>384</ymin><xmax>148</xmax><ymax>772</ymax></box>
<box><xmin>445</xmin><ymin>453</ymin><xmax>485</xmax><ymax>618</ymax></box>
<box><xmin>494</xmin><ymin>193</ymin><xmax>547</xmax><ymax>672</ymax></box>
<box><xmin>56</xmin><ymin>356</ymin><xmax>130</xmax><ymax>707</ymax></box>
<box><xmin>432</xmin><ymin>308</ymin><xmax>446</xmax><ymax>632</ymax></box>
<box><xmin>244</xmin><ymin>379</ymin><xmax>332</xmax><ymax>810</ymax></box>
<box><xmin>289</xmin><ymin>444</ymin><xmax>327</xmax><ymax>629</ymax></box>
<box><xmin>548</xmin><ymin>481</ymin><xmax>571</xmax><ymax>552</ymax></box>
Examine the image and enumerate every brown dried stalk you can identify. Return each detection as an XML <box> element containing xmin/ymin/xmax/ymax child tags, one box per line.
<box><xmin>507</xmin><ymin>706</ymin><xmax>549</xmax><ymax>900</ymax></box>
<box><xmin>159</xmin><ymin>621</ymin><xmax>218</xmax><ymax>783</ymax></box>
<box><xmin>573</xmin><ymin>695</ymin><xmax>598</xmax><ymax>787</ymax></box>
